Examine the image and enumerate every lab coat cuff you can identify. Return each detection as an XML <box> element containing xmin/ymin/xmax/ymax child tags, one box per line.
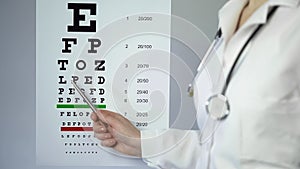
<box><xmin>141</xmin><ymin>130</ymin><xmax>165</xmax><ymax>168</ymax></box>
<box><xmin>141</xmin><ymin>130</ymin><xmax>164</xmax><ymax>157</ymax></box>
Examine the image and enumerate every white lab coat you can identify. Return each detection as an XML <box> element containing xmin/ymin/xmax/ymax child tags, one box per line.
<box><xmin>141</xmin><ymin>0</ymin><xmax>300</xmax><ymax>168</ymax></box>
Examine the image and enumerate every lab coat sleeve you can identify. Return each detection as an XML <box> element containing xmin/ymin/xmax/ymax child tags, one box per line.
<box><xmin>141</xmin><ymin>129</ymin><xmax>202</xmax><ymax>169</ymax></box>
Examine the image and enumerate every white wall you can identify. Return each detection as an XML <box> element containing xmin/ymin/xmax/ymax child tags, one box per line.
<box><xmin>173</xmin><ymin>0</ymin><xmax>227</xmax><ymax>39</ymax></box>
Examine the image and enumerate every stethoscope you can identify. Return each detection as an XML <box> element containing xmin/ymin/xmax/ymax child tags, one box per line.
<box><xmin>188</xmin><ymin>6</ymin><xmax>278</xmax><ymax>122</ymax></box>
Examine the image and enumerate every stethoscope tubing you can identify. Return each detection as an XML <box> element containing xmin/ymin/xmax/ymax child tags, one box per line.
<box><xmin>221</xmin><ymin>6</ymin><xmax>279</xmax><ymax>95</ymax></box>
<box><xmin>191</xmin><ymin>6</ymin><xmax>279</xmax><ymax>121</ymax></box>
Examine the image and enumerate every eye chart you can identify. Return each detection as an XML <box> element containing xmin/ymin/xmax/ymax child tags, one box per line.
<box><xmin>36</xmin><ymin>0</ymin><xmax>171</xmax><ymax>166</ymax></box>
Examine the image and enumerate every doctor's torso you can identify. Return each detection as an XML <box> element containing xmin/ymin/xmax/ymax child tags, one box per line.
<box><xmin>193</xmin><ymin>0</ymin><xmax>300</xmax><ymax>168</ymax></box>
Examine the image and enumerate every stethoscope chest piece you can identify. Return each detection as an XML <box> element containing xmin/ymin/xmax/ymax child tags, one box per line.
<box><xmin>205</xmin><ymin>94</ymin><xmax>230</xmax><ymax>120</ymax></box>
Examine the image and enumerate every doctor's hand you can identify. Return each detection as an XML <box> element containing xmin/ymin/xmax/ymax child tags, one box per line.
<box><xmin>91</xmin><ymin>110</ymin><xmax>142</xmax><ymax>157</ymax></box>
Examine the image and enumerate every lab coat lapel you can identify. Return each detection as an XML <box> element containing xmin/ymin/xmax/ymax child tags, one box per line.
<box><xmin>239</xmin><ymin>0</ymin><xmax>299</xmax><ymax>29</ymax></box>
<box><xmin>222</xmin><ymin>0</ymin><xmax>299</xmax><ymax>78</ymax></box>
<box><xmin>218</xmin><ymin>0</ymin><xmax>248</xmax><ymax>46</ymax></box>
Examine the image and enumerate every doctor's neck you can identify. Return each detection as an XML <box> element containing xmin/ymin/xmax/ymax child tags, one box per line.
<box><xmin>247</xmin><ymin>0</ymin><xmax>268</xmax><ymax>9</ymax></box>
<box><xmin>237</xmin><ymin>0</ymin><xmax>268</xmax><ymax>29</ymax></box>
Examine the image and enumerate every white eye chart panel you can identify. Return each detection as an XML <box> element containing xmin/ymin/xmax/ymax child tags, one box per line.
<box><xmin>36</xmin><ymin>0</ymin><xmax>171</xmax><ymax>166</ymax></box>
